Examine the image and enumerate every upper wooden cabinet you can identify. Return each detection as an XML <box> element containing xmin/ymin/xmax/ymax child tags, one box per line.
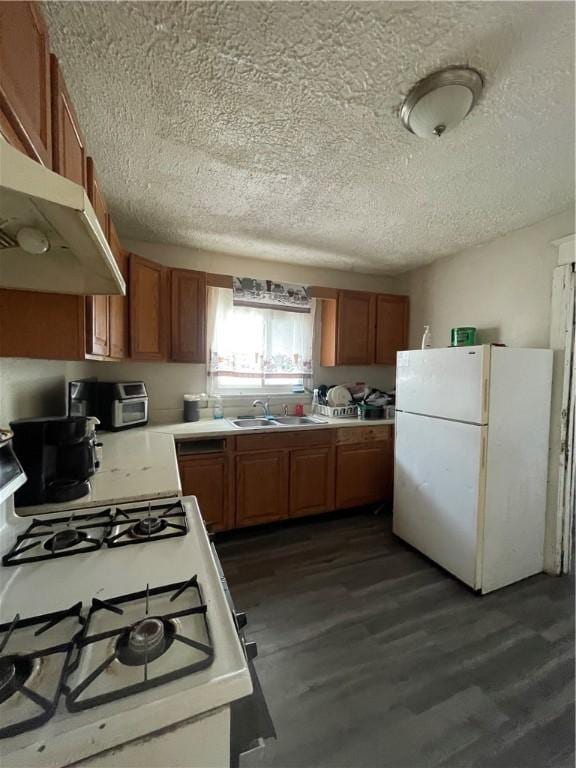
<box><xmin>108</xmin><ymin>221</ymin><xmax>129</xmax><ymax>360</ymax></box>
<box><xmin>86</xmin><ymin>157</ymin><xmax>107</xmax><ymax>232</ymax></box>
<box><xmin>50</xmin><ymin>54</ymin><xmax>86</xmax><ymax>187</ymax></box>
<box><xmin>130</xmin><ymin>254</ymin><xmax>169</xmax><ymax>361</ymax></box>
<box><xmin>85</xmin><ymin>158</ymin><xmax>110</xmax><ymax>357</ymax></box>
<box><xmin>375</xmin><ymin>294</ymin><xmax>409</xmax><ymax>365</ymax></box>
<box><xmin>171</xmin><ymin>269</ymin><xmax>206</xmax><ymax>363</ymax></box>
<box><xmin>0</xmin><ymin>2</ymin><xmax>52</xmax><ymax>165</ymax></box>
<box><xmin>321</xmin><ymin>289</ymin><xmax>409</xmax><ymax>367</ymax></box>
<box><xmin>0</xmin><ymin>289</ymin><xmax>84</xmax><ymax>360</ymax></box>
<box><xmin>321</xmin><ymin>290</ymin><xmax>376</xmax><ymax>366</ymax></box>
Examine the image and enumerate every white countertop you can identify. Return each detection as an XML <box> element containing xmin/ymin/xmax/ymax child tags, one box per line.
<box><xmin>15</xmin><ymin>416</ymin><xmax>394</xmax><ymax>516</ymax></box>
<box><xmin>148</xmin><ymin>414</ymin><xmax>395</xmax><ymax>440</ymax></box>
<box><xmin>16</xmin><ymin>430</ymin><xmax>181</xmax><ymax>516</ymax></box>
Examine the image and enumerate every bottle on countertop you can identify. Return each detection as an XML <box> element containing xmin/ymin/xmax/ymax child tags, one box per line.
<box><xmin>212</xmin><ymin>394</ymin><xmax>224</xmax><ymax>420</ymax></box>
<box><xmin>421</xmin><ymin>325</ymin><xmax>432</xmax><ymax>350</ymax></box>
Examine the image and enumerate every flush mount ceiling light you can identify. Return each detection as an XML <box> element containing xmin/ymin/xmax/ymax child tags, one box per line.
<box><xmin>400</xmin><ymin>67</ymin><xmax>483</xmax><ymax>138</ymax></box>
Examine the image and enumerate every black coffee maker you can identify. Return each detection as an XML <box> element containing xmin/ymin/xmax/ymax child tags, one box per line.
<box><xmin>10</xmin><ymin>416</ymin><xmax>97</xmax><ymax>507</ymax></box>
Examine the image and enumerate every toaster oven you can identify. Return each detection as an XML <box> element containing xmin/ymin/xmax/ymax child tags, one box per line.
<box><xmin>98</xmin><ymin>382</ymin><xmax>148</xmax><ymax>431</ymax></box>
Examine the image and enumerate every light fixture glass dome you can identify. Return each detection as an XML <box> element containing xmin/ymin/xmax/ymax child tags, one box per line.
<box><xmin>401</xmin><ymin>67</ymin><xmax>483</xmax><ymax>138</ymax></box>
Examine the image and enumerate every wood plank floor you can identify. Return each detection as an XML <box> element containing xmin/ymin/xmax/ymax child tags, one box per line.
<box><xmin>217</xmin><ymin>510</ymin><xmax>575</xmax><ymax>768</ymax></box>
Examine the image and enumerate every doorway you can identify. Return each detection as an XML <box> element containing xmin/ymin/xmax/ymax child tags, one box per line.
<box><xmin>549</xmin><ymin>234</ymin><xmax>575</xmax><ymax>574</ymax></box>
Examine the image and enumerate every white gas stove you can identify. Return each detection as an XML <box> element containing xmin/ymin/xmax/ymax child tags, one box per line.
<box><xmin>0</xmin><ymin>435</ymin><xmax>273</xmax><ymax>768</ymax></box>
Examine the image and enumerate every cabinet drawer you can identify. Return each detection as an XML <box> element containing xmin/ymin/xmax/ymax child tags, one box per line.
<box><xmin>335</xmin><ymin>425</ymin><xmax>394</xmax><ymax>445</ymax></box>
<box><xmin>235</xmin><ymin>429</ymin><xmax>333</xmax><ymax>453</ymax></box>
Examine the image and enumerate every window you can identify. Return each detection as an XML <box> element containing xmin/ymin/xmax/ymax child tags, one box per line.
<box><xmin>207</xmin><ymin>287</ymin><xmax>315</xmax><ymax>394</ymax></box>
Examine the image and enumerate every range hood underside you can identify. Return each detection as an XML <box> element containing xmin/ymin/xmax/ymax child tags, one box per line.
<box><xmin>0</xmin><ymin>139</ymin><xmax>125</xmax><ymax>296</ymax></box>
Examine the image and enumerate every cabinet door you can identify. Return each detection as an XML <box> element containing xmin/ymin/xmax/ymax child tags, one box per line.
<box><xmin>0</xmin><ymin>2</ymin><xmax>51</xmax><ymax>165</ymax></box>
<box><xmin>336</xmin><ymin>291</ymin><xmax>376</xmax><ymax>365</ymax></box>
<box><xmin>236</xmin><ymin>451</ymin><xmax>289</xmax><ymax>527</ymax></box>
<box><xmin>0</xmin><ymin>289</ymin><xmax>85</xmax><ymax>360</ymax></box>
<box><xmin>108</xmin><ymin>221</ymin><xmax>128</xmax><ymax>360</ymax></box>
<box><xmin>171</xmin><ymin>269</ymin><xmax>206</xmax><ymax>363</ymax></box>
<box><xmin>86</xmin><ymin>157</ymin><xmax>107</xmax><ymax>231</ymax></box>
<box><xmin>85</xmin><ymin>158</ymin><xmax>110</xmax><ymax>357</ymax></box>
<box><xmin>375</xmin><ymin>294</ymin><xmax>409</xmax><ymax>365</ymax></box>
<box><xmin>85</xmin><ymin>294</ymin><xmax>109</xmax><ymax>357</ymax></box>
<box><xmin>290</xmin><ymin>446</ymin><xmax>335</xmax><ymax>517</ymax></box>
<box><xmin>179</xmin><ymin>455</ymin><xmax>229</xmax><ymax>531</ymax></box>
<box><xmin>130</xmin><ymin>254</ymin><xmax>169</xmax><ymax>361</ymax></box>
<box><xmin>335</xmin><ymin>441</ymin><xmax>392</xmax><ymax>509</ymax></box>
<box><xmin>50</xmin><ymin>55</ymin><xmax>86</xmax><ymax>187</ymax></box>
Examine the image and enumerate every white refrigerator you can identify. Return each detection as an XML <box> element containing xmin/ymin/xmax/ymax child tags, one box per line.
<box><xmin>393</xmin><ymin>345</ymin><xmax>553</xmax><ymax>594</ymax></box>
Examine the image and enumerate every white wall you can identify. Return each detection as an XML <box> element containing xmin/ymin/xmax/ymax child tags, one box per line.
<box><xmin>406</xmin><ymin>209</ymin><xmax>574</xmax><ymax>349</ymax></box>
<box><xmin>0</xmin><ymin>359</ymin><xmax>93</xmax><ymax>425</ymax></box>
<box><xmin>97</xmin><ymin>241</ymin><xmax>404</xmax><ymax>422</ymax></box>
<box><xmin>404</xmin><ymin>208</ymin><xmax>575</xmax><ymax>574</ymax></box>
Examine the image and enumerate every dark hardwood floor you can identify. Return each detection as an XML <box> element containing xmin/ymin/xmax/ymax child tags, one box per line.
<box><xmin>217</xmin><ymin>510</ymin><xmax>575</xmax><ymax>768</ymax></box>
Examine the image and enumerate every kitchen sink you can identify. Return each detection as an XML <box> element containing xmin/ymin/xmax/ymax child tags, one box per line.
<box><xmin>271</xmin><ymin>416</ymin><xmax>321</xmax><ymax>426</ymax></box>
<box><xmin>228</xmin><ymin>416</ymin><xmax>326</xmax><ymax>429</ymax></box>
<box><xmin>228</xmin><ymin>418</ymin><xmax>274</xmax><ymax>428</ymax></box>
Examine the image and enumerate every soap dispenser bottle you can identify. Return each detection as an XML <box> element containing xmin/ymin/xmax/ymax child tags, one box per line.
<box><xmin>421</xmin><ymin>325</ymin><xmax>432</xmax><ymax>350</ymax></box>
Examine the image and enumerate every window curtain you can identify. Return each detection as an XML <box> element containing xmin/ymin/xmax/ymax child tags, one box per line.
<box><xmin>207</xmin><ymin>287</ymin><xmax>315</xmax><ymax>392</ymax></box>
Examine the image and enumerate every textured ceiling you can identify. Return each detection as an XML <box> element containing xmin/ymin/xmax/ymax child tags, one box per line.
<box><xmin>43</xmin><ymin>1</ymin><xmax>574</xmax><ymax>274</ymax></box>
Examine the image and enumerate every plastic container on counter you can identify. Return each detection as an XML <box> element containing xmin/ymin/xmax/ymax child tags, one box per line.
<box><xmin>183</xmin><ymin>393</ymin><xmax>208</xmax><ymax>422</ymax></box>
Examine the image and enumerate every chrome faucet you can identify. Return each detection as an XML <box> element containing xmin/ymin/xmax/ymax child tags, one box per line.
<box><xmin>252</xmin><ymin>399</ymin><xmax>271</xmax><ymax>418</ymax></box>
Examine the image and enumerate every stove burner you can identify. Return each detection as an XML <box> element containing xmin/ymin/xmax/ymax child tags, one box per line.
<box><xmin>130</xmin><ymin>517</ymin><xmax>167</xmax><ymax>538</ymax></box>
<box><xmin>44</xmin><ymin>528</ymin><xmax>87</xmax><ymax>552</ymax></box>
<box><xmin>116</xmin><ymin>618</ymin><xmax>175</xmax><ymax>666</ymax></box>
<box><xmin>0</xmin><ymin>655</ymin><xmax>33</xmax><ymax>705</ymax></box>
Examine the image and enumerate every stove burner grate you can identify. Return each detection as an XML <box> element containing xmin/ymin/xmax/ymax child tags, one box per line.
<box><xmin>130</xmin><ymin>517</ymin><xmax>167</xmax><ymax>539</ymax></box>
<box><xmin>116</xmin><ymin>617</ymin><xmax>175</xmax><ymax>666</ymax></box>
<box><xmin>2</xmin><ymin>510</ymin><xmax>112</xmax><ymax>566</ymax></box>
<box><xmin>0</xmin><ymin>655</ymin><xmax>33</xmax><ymax>705</ymax></box>
<box><xmin>44</xmin><ymin>528</ymin><xmax>88</xmax><ymax>552</ymax></box>
<box><xmin>66</xmin><ymin>576</ymin><xmax>213</xmax><ymax>712</ymax></box>
<box><xmin>106</xmin><ymin>500</ymin><xmax>188</xmax><ymax>548</ymax></box>
<box><xmin>0</xmin><ymin>603</ymin><xmax>83</xmax><ymax>739</ymax></box>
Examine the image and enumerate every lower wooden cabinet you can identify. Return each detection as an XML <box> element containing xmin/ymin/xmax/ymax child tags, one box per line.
<box><xmin>289</xmin><ymin>446</ymin><xmax>335</xmax><ymax>517</ymax></box>
<box><xmin>335</xmin><ymin>441</ymin><xmax>393</xmax><ymax>510</ymax></box>
<box><xmin>179</xmin><ymin>454</ymin><xmax>229</xmax><ymax>532</ymax></box>
<box><xmin>232</xmin><ymin>425</ymin><xmax>392</xmax><ymax>529</ymax></box>
<box><xmin>236</xmin><ymin>450</ymin><xmax>289</xmax><ymax>527</ymax></box>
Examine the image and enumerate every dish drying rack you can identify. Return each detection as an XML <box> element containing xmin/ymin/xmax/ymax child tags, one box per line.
<box><xmin>314</xmin><ymin>404</ymin><xmax>358</xmax><ymax>418</ymax></box>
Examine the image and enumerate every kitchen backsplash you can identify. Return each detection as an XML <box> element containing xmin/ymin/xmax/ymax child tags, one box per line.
<box><xmin>0</xmin><ymin>357</ymin><xmax>396</xmax><ymax>426</ymax></box>
<box><xmin>0</xmin><ymin>358</ymin><xmax>93</xmax><ymax>425</ymax></box>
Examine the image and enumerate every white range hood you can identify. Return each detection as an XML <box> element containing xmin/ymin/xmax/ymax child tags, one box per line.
<box><xmin>0</xmin><ymin>138</ymin><xmax>125</xmax><ymax>295</ymax></box>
